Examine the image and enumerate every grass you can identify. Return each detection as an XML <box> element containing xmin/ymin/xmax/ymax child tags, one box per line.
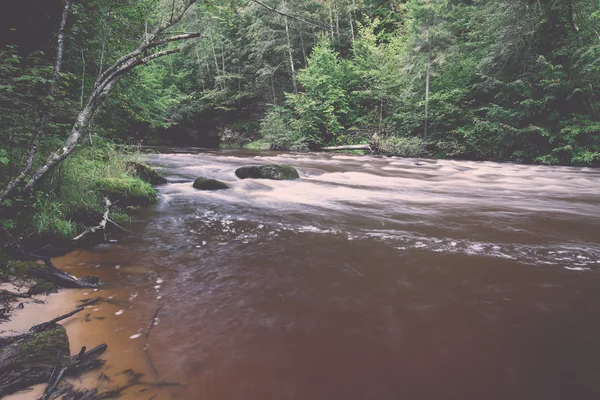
<box><xmin>95</xmin><ymin>176</ymin><xmax>157</xmax><ymax>205</ymax></box>
<box><xmin>30</xmin><ymin>136</ymin><xmax>157</xmax><ymax>238</ymax></box>
<box><xmin>244</xmin><ymin>140</ymin><xmax>272</xmax><ymax>150</ymax></box>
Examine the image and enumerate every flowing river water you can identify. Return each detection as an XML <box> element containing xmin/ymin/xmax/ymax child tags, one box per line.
<box><xmin>6</xmin><ymin>149</ymin><xmax>600</xmax><ymax>399</ymax></box>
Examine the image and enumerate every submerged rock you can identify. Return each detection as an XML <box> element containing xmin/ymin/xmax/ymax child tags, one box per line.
<box><xmin>235</xmin><ymin>164</ymin><xmax>299</xmax><ymax>180</ymax></box>
<box><xmin>127</xmin><ymin>162</ymin><xmax>168</xmax><ymax>185</ymax></box>
<box><xmin>193</xmin><ymin>177</ymin><xmax>229</xmax><ymax>191</ymax></box>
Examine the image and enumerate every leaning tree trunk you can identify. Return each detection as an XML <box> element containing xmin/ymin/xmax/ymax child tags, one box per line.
<box><xmin>424</xmin><ymin>53</ymin><xmax>431</xmax><ymax>141</ymax></box>
<box><xmin>0</xmin><ymin>1</ymin><xmax>201</xmax><ymax>203</ymax></box>
<box><xmin>283</xmin><ymin>0</ymin><xmax>298</xmax><ymax>94</ymax></box>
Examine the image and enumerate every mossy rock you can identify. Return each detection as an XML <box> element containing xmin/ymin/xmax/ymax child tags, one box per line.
<box><xmin>127</xmin><ymin>162</ymin><xmax>168</xmax><ymax>185</ymax></box>
<box><xmin>235</xmin><ymin>164</ymin><xmax>299</xmax><ymax>180</ymax></box>
<box><xmin>0</xmin><ymin>326</ymin><xmax>71</xmax><ymax>396</ymax></box>
<box><xmin>28</xmin><ymin>282</ymin><xmax>57</xmax><ymax>295</ymax></box>
<box><xmin>193</xmin><ymin>177</ymin><xmax>229</xmax><ymax>191</ymax></box>
<box><xmin>16</xmin><ymin>326</ymin><xmax>70</xmax><ymax>366</ymax></box>
<box><xmin>94</xmin><ymin>177</ymin><xmax>157</xmax><ymax>206</ymax></box>
<box><xmin>8</xmin><ymin>261</ymin><xmax>44</xmax><ymax>280</ymax></box>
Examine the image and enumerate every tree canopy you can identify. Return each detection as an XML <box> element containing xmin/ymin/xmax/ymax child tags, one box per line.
<box><xmin>2</xmin><ymin>0</ymin><xmax>600</xmax><ymax>178</ymax></box>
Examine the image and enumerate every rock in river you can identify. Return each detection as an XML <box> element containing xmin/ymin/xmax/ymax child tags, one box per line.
<box><xmin>235</xmin><ymin>164</ymin><xmax>299</xmax><ymax>180</ymax></box>
<box><xmin>193</xmin><ymin>177</ymin><xmax>229</xmax><ymax>190</ymax></box>
<box><xmin>127</xmin><ymin>161</ymin><xmax>168</xmax><ymax>185</ymax></box>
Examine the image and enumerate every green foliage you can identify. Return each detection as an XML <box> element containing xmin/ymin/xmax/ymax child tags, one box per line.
<box><xmin>372</xmin><ymin>134</ymin><xmax>428</xmax><ymax>157</ymax></box>
<box><xmin>3</xmin><ymin>138</ymin><xmax>154</xmax><ymax>239</ymax></box>
<box><xmin>32</xmin><ymin>193</ymin><xmax>75</xmax><ymax>238</ymax></box>
<box><xmin>259</xmin><ymin>38</ymin><xmax>365</xmax><ymax>149</ymax></box>
<box><xmin>0</xmin><ymin>149</ymin><xmax>8</xmax><ymax>165</ymax></box>
<box><xmin>244</xmin><ymin>140</ymin><xmax>272</xmax><ymax>150</ymax></box>
<box><xmin>259</xmin><ymin>106</ymin><xmax>309</xmax><ymax>151</ymax></box>
<box><xmin>53</xmin><ymin>138</ymin><xmax>137</xmax><ymax>214</ymax></box>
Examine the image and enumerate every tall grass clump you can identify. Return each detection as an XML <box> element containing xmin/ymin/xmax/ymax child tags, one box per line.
<box><xmin>32</xmin><ymin>136</ymin><xmax>155</xmax><ymax>237</ymax></box>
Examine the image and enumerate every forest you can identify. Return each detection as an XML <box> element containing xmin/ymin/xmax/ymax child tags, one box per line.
<box><xmin>2</xmin><ymin>0</ymin><xmax>600</xmax><ymax>239</ymax></box>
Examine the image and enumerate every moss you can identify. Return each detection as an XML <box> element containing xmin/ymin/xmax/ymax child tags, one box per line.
<box><xmin>193</xmin><ymin>177</ymin><xmax>229</xmax><ymax>191</ymax></box>
<box><xmin>17</xmin><ymin>326</ymin><xmax>70</xmax><ymax>368</ymax></box>
<box><xmin>94</xmin><ymin>176</ymin><xmax>157</xmax><ymax>206</ymax></box>
<box><xmin>29</xmin><ymin>282</ymin><xmax>57</xmax><ymax>295</ymax></box>
<box><xmin>235</xmin><ymin>164</ymin><xmax>300</xmax><ymax>180</ymax></box>
<box><xmin>127</xmin><ymin>162</ymin><xmax>168</xmax><ymax>185</ymax></box>
<box><xmin>8</xmin><ymin>261</ymin><xmax>43</xmax><ymax>280</ymax></box>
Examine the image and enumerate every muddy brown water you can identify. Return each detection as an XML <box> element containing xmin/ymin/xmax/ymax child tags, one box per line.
<box><xmin>8</xmin><ymin>149</ymin><xmax>600</xmax><ymax>399</ymax></box>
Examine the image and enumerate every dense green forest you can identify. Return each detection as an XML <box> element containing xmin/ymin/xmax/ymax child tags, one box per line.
<box><xmin>2</xmin><ymin>0</ymin><xmax>600</xmax><ymax>240</ymax></box>
<box><xmin>4</xmin><ymin>0</ymin><xmax>600</xmax><ymax>162</ymax></box>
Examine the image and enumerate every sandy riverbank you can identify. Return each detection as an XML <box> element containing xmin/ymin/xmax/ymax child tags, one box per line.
<box><xmin>1</xmin><ymin>251</ymin><xmax>174</xmax><ymax>399</ymax></box>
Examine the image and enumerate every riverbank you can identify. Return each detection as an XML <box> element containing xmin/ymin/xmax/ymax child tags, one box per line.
<box><xmin>0</xmin><ymin>153</ymin><xmax>171</xmax><ymax>398</ymax></box>
<box><xmin>2</xmin><ymin>249</ymin><xmax>177</xmax><ymax>399</ymax></box>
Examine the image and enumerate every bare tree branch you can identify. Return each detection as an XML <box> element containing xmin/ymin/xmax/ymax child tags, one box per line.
<box><xmin>18</xmin><ymin>15</ymin><xmax>201</xmax><ymax>194</ymax></box>
<box><xmin>249</xmin><ymin>0</ymin><xmax>331</xmax><ymax>31</ymax></box>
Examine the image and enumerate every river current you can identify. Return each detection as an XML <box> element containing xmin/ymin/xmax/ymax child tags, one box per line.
<box><xmin>19</xmin><ymin>149</ymin><xmax>600</xmax><ymax>399</ymax></box>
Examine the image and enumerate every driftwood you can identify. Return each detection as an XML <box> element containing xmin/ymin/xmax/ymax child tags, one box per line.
<box><xmin>49</xmin><ymin>371</ymin><xmax>185</xmax><ymax>400</ymax></box>
<box><xmin>144</xmin><ymin>306</ymin><xmax>162</xmax><ymax>380</ymax></box>
<box><xmin>0</xmin><ymin>307</ymin><xmax>107</xmax><ymax>397</ymax></box>
<box><xmin>29</xmin><ymin>261</ymin><xmax>100</xmax><ymax>289</ymax></box>
<box><xmin>73</xmin><ymin>197</ymin><xmax>111</xmax><ymax>241</ymax></box>
<box><xmin>0</xmin><ymin>289</ymin><xmax>30</xmax><ymax>299</ymax></box>
<box><xmin>30</xmin><ymin>307</ymin><xmax>85</xmax><ymax>333</ymax></box>
<box><xmin>321</xmin><ymin>144</ymin><xmax>372</xmax><ymax>151</ymax></box>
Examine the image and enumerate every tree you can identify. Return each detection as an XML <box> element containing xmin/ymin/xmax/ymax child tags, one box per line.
<box><xmin>0</xmin><ymin>0</ymin><xmax>201</xmax><ymax>205</ymax></box>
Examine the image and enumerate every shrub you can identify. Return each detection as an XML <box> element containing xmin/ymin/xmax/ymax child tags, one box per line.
<box><xmin>372</xmin><ymin>134</ymin><xmax>428</xmax><ymax>157</ymax></box>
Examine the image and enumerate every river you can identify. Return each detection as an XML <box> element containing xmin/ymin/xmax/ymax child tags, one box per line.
<box><xmin>16</xmin><ymin>149</ymin><xmax>600</xmax><ymax>399</ymax></box>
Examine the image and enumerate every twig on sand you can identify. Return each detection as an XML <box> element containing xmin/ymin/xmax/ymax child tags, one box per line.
<box><xmin>144</xmin><ymin>306</ymin><xmax>163</xmax><ymax>380</ymax></box>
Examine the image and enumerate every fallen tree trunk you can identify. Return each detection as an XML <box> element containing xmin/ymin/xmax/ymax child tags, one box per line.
<box><xmin>29</xmin><ymin>261</ymin><xmax>100</xmax><ymax>289</ymax></box>
<box><xmin>8</xmin><ymin>250</ymin><xmax>102</xmax><ymax>289</ymax></box>
<box><xmin>0</xmin><ymin>289</ymin><xmax>30</xmax><ymax>299</ymax></box>
<box><xmin>321</xmin><ymin>144</ymin><xmax>372</xmax><ymax>151</ymax></box>
<box><xmin>0</xmin><ymin>308</ymin><xmax>107</xmax><ymax>397</ymax></box>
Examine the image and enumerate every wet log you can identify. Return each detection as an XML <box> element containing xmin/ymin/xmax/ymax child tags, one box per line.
<box><xmin>29</xmin><ymin>262</ymin><xmax>101</xmax><ymax>289</ymax></box>
<box><xmin>321</xmin><ymin>144</ymin><xmax>372</xmax><ymax>151</ymax></box>
<box><xmin>73</xmin><ymin>197</ymin><xmax>111</xmax><ymax>241</ymax></box>
<box><xmin>0</xmin><ymin>289</ymin><xmax>30</xmax><ymax>299</ymax></box>
<box><xmin>0</xmin><ymin>308</ymin><xmax>107</xmax><ymax>397</ymax></box>
<box><xmin>9</xmin><ymin>250</ymin><xmax>101</xmax><ymax>289</ymax></box>
<box><xmin>30</xmin><ymin>307</ymin><xmax>85</xmax><ymax>333</ymax></box>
